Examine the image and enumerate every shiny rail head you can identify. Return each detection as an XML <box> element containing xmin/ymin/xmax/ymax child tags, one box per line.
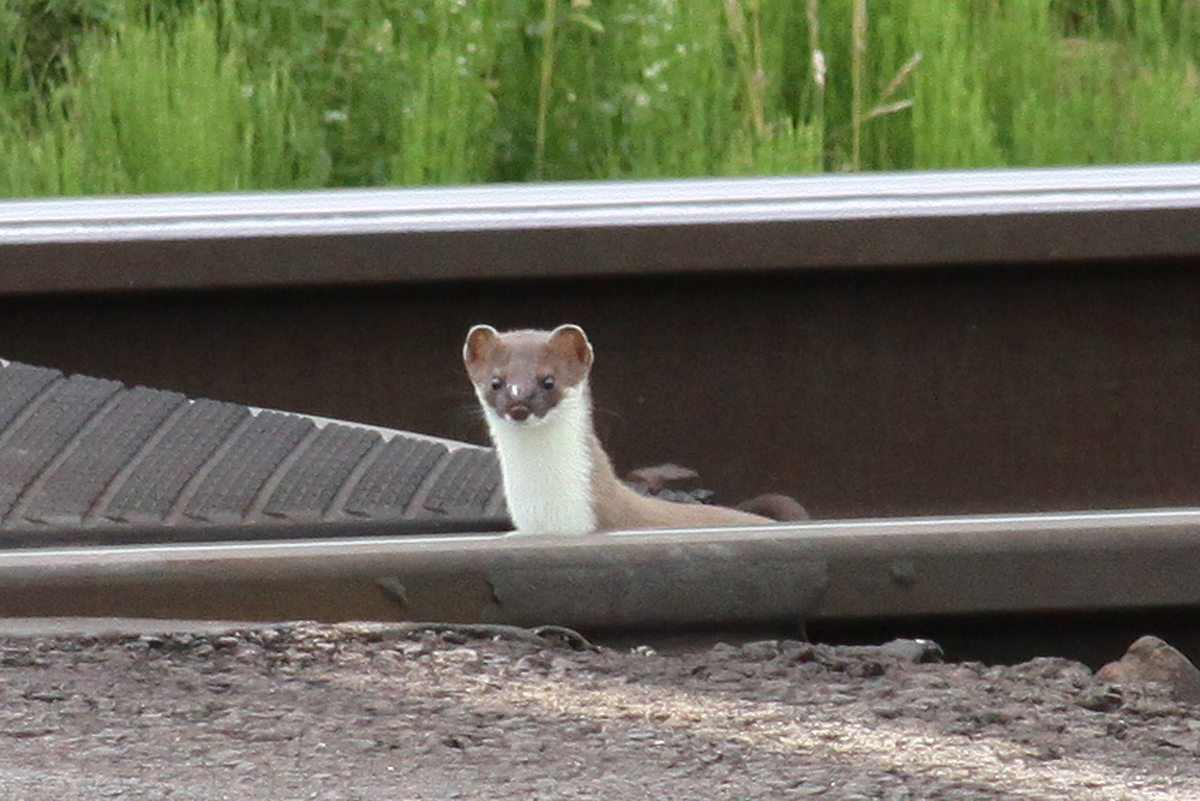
<box><xmin>2</xmin><ymin>164</ymin><xmax>1199</xmax><ymax>293</ymax></box>
<box><xmin>1</xmin><ymin>507</ymin><xmax>1199</xmax><ymax>628</ymax></box>
<box><xmin>8</xmin><ymin>505</ymin><xmax>1200</xmax><ymax>553</ymax></box>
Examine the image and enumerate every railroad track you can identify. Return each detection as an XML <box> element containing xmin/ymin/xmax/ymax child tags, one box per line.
<box><xmin>1</xmin><ymin>164</ymin><xmax>1199</xmax><ymax>664</ymax></box>
<box><xmin>0</xmin><ymin>355</ymin><xmax>1193</xmax><ymax>665</ymax></box>
<box><xmin>0</xmin><ymin>503</ymin><xmax>1198</xmax><ymax>622</ymax></box>
<box><xmin>3</xmin><ymin>163</ymin><xmax>1199</xmax><ymax>290</ymax></box>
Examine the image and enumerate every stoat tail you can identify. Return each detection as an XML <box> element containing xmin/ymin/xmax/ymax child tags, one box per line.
<box><xmin>735</xmin><ymin>493</ymin><xmax>810</xmax><ymax>521</ymax></box>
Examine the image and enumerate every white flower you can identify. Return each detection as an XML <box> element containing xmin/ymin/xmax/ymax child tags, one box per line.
<box><xmin>643</xmin><ymin>60</ymin><xmax>668</xmax><ymax>80</ymax></box>
<box><xmin>812</xmin><ymin>49</ymin><xmax>827</xmax><ymax>89</ymax></box>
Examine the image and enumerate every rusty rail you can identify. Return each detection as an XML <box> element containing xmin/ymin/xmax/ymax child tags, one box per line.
<box><xmin>0</xmin><ymin>509</ymin><xmax>1197</xmax><ymax>629</ymax></box>
<box><xmin>2</xmin><ymin>164</ymin><xmax>1200</xmax><ymax>293</ymax></box>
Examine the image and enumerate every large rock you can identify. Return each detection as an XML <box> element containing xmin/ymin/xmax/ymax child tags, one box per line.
<box><xmin>1095</xmin><ymin>634</ymin><xmax>1200</xmax><ymax>704</ymax></box>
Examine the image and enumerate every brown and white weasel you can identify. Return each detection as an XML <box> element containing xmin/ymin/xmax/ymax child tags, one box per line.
<box><xmin>463</xmin><ymin>323</ymin><xmax>778</xmax><ymax>535</ymax></box>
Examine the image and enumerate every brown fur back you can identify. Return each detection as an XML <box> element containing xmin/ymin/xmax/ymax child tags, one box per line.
<box><xmin>589</xmin><ymin>439</ymin><xmax>772</xmax><ymax>531</ymax></box>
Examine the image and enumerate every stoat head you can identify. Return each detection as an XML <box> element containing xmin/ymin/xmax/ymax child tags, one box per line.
<box><xmin>463</xmin><ymin>324</ymin><xmax>593</xmax><ymax>427</ymax></box>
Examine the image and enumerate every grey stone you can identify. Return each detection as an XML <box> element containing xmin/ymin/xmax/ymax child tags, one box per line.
<box><xmin>1096</xmin><ymin>635</ymin><xmax>1200</xmax><ymax>705</ymax></box>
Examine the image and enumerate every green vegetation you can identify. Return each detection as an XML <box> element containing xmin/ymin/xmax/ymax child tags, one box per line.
<box><xmin>1</xmin><ymin>0</ymin><xmax>1198</xmax><ymax>196</ymax></box>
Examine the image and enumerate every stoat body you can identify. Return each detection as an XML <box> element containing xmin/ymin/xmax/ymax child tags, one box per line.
<box><xmin>463</xmin><ymin>324</ymin><xmax>774</xmax><ymax>535</ymax></box>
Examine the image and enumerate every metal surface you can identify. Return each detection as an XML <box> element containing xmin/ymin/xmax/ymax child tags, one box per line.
<box><xmin>0</xmin><ymin>509</ymin><xmax>1197</xmax><ymax>628</ymax></box>
<box><xmin>2</xmin><ymin>164</ymin><xmax>1200</xmax><ymax>292</ymax></box>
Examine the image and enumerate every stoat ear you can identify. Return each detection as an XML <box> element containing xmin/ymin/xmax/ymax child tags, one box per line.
<box><xmin>463</xmin><ymin>324</ymin><xmax>500</xmax><ymax>367</ymax></box>
<box><xmin>548</xmin><ymin>324</ymin><xmax>593</xmax><ymax>369</ymax></box>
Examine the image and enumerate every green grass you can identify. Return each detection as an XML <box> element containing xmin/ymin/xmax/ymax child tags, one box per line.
<box><xmin>1</xmin><ymin>5</ymin><xmax>322</xmax><ymax>195</ymax></box>
<box><xmin>1</xmin><ymin>0</ymin><xmax>1198</xmax><ymax>197</ymax></box>
<box><xmin>68</xmin><ymin>10</ymin><xmax>318</xmax><ymax>193</ymax></box>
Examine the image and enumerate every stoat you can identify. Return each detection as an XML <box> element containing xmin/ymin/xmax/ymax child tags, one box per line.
<box><xmin>463</xmin><ymin>323</ymin><xmax>778</xmax><ymax>535</ymax></box>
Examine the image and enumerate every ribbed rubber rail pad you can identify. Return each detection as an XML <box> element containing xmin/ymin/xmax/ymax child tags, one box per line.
<box><xmin>0</xmin><ymin>373</ymin><xmax>122</xmax><ymax>519</ymax></box>
<box><xmin>103</xmin><ymin>399</ymin><xmax>251</xmax><ymax>524</ymax></box>
<box><xmin>20</xmin><ymin>386</ymin><xmax>186</xmax><ymax>526</ymax></box>
<box><xmin>421</xmin><ymin>448</ymin><xmax>503</xmax><ymax>517</ymax></box>
<box><xmin>0</xmin><ymin>363</ymin><xmax>59</xmax><ymax>433</ymax></box>
<box><xmin>182</xmin><ymin>411</ymin><xmax>316</xmax><ymax>524</ymax></box>
<box><xmin>0</xmin><ymin>360</ymin><xmax>507</xmax><ymax>539</ymax></box>
<box><xmin>342</xmin><ymin>437</ymin><xmax>448</xmax><ymax>518</ymax></box>
<box><xmin>262</xmin><ymin>423</ymin><xmax>379</xmax><ymax>522</ymax></box>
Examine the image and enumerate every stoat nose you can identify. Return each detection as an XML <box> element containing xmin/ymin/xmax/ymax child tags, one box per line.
<box><xmin>508</xmin><ymin>404</ymin><xmax>531</xmax><ymax>422</ymax></box>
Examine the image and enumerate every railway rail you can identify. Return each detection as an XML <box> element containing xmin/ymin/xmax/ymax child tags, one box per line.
<box><xmin>0</xmin><ymin>507</ymin><xmax>1197</xmax><ymax>621</ymax></box>
<box><xmin>1</xmin><ymin>164</ymin><xmax>1199</xmax><ymax>663</ymax></box>
<box><xmin>3</xmin><ymin>163</ymin><xmax>1200</xmax><ymax>291</ymax></box>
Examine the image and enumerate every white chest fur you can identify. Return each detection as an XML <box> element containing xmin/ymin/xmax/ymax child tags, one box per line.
<box><xmin>482</xmin><ymin>386</ymin><xmax>597</xmax><ymax>535</ymax></box>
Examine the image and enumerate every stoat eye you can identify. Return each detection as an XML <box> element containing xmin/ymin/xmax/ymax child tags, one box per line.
<box><xmin>539</xmin><ymin>376</ymin><xmax>556</xmax><ymax>391</ymax></box>
<box><xmin>490</xmin><ymin>377</ymin><xmax>504</xmax><ymax>391</ymax></box>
